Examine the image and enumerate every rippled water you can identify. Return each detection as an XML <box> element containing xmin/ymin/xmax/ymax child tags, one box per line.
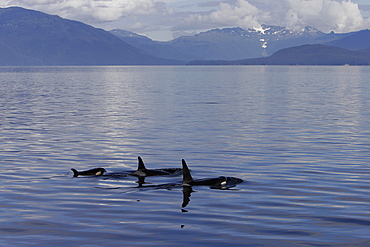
<box><xmin>1</xmin><ymin>66</ymin><xmax>370</xmax><ymax>246</ymax></box>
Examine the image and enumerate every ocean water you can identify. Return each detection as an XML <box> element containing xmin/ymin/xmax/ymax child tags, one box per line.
<box><xmin>1</xmin><ymin>66</ymin><xmax>369</xmax><ymax>246</ymax></box>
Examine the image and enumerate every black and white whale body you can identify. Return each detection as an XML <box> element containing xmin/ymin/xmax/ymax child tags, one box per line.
<box><xmin>71</xmin><ymin>168</ymin><xmax>106</xmax><ymax>177</ymax></box>
<box><xmin>130</xmin><ymin>156</ymin><xmax>182</xmax><ymax>177</ymax></box>
<box><xmin>71</xmin><ymin>156</ymin><xmax>182</xmax><ymax>178</ymax></box>
<box><xmin>181</xmin><ymin>159</ymin><xmax>243</xmax><ymax>189</ymax></box>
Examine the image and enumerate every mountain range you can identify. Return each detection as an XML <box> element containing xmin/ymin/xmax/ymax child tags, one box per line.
<box><xmin>0</xmin><ymin>6</ymin><xmax>370</xmax><ymax>66</ymax></box>
<box><xmin>0</xmin><ymin>7</ymin><xmax>181</xmax><ymax>65</ymax></box>
<box><xmin>189</xmin><ymin>44</ymin><xmax>370</xmax><ymax>65</ymax></box>
<box><xmin>111</xmin><ymin>25</ymin><xmax>356</xmax><ymax>61</ymax></box>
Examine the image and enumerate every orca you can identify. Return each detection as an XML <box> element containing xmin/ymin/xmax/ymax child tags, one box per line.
<box><xmin>71</xmin><ymin>167</ymin><xmax>106</xmax><ymax>177</ymax></box>
<box><xmin>70</xmin><ymin>156</ymin><xmax>182</xmax><ymax>179</ymax></box>
<box><xmin>131</xmin><ymin>156</ymin><xmax>182</xmax><ymax>177</ymax></box>
<box><xmin>181</xmin><ymin>159</ymin><xmax>243</xmax><ymax>189</ymax></box>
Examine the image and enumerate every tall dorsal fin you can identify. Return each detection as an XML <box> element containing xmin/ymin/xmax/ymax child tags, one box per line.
<box><xmin>137</xmin><ymin>156</ymin><xmax>147</xmax><ymax>171</ymax></box>
<box><xmin>182</xmin><ymin>159</ymin><xmax>194</xmax><ymax>185</ymax></box>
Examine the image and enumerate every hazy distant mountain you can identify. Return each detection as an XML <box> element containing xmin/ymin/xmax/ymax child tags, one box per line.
<box><xmin>111</xmin><ymin>25</ymin><xmax>349</xmax><ymax>61</ymax></box>
<box><xmin>0</xmin><ymin>7</ymin><xmax>181</xmax><ymax>65</ymax></box>
<box><xmin>110</xmin><ymin>29</ymin><xmax>194</xmax><ymax>61</ymax></box>
<box><xmin>189</xmin><ymin>44</ymin><xmax>370</xmax><ymax>65</ymax></box>
<box><xmin>326</xmin><ymin>29</ymin><xmax>370</xmax><ymax>51</ymax></box>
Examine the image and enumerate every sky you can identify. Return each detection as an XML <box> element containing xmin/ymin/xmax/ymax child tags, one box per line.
<box><xmin>1</xmin><ymin>0</ymin><xmax>370</xmax><ymax>41</ymax></box>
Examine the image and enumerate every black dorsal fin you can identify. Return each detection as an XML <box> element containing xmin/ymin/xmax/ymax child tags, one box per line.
<box><xmin>137</xmin><ymin>156</ymin><xmax>147</xmax><ymax>171</ymax></box>
<box><xmin>182</xmin><ymin>159</ymin><xmax>194</xmax><ymax>185</ymax></box>
<box><xmin>71</xmin><ymin>168</ymin><xmax>79</xmax><ymax>177</ymax></box>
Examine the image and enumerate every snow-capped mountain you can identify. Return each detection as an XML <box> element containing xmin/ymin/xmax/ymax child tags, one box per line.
<box><xmin>111</xmin><ymin>25</ymin><xmax>350</xmax><ymax>61</ymax></box>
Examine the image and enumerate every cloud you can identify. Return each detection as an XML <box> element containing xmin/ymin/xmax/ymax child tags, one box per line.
<box><xmin>1</xmin><ymin>0</ymin><xmax>370</xmax><ymax>40</ymax></box>
<box><xmin>282</xmin><ymin>0</ymin><xmax>366</xmax><ymax>32</ymax></box>
<box><xmin>212</xmin><ymin>0</ymin><xmax>261</xmax><ymax>26</ymax></box>
<box><xmin>1</xmin><ymin>0</ymin><xmax>169</xmax><ymax>22</ymax></box>
<box><xmin>180</xmin><ymin>0</ymin><xmax>370</xmax><ymax>33</ymax></box>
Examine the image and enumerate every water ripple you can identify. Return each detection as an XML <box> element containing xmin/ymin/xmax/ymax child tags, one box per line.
<box><xmin>1</xmin><ymin>66</ymin><xmax>370</xmax><ymax>246</ymax></box>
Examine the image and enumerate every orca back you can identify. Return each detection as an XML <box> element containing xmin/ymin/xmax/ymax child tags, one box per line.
<box><xmin>71</xmin><ymin>168</ymin><xmax>106</xmax><ymax>177</ymax></box>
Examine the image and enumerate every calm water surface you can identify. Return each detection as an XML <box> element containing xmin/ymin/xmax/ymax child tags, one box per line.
<box><xmin>1</xmin><ymin>66</ymin><xmax>370</xmax><ymax>246</ymax></box>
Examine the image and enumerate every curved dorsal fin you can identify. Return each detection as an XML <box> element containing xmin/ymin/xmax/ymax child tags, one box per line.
<box><xmin>71</xmin><ymin>168</ymin><xmax>79</xmax><ymax>177</ymax></box>
<box><xmin>137</xmin><ymin>156</ymin><xmax>147</xmax><ymax>171</ymax></box>
<box><xmin>182</xmin><ymin>159</ymin><xmax>194</xmax><ymax>184</ymax></box>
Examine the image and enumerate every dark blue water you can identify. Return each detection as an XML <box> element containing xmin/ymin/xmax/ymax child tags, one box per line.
<box><xmin>1</xmin><ymin>66</ymin><xmax>369</xmax><ymax>246</ymax></box>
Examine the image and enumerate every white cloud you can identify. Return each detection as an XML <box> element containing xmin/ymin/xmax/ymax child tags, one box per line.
<box><xmin>1</xmin><ymin>0</ymin><xmax>169</xmax><ymax>22</ymax></box>
<box><xmin>282</xmin><ymin>0</ymin><xmax>366</xmax><ymax>32</ymax></box>
<box><xmin>1</xmin><ymin>0</ymin><xmax>370</xmax><ymax>40</ymax></box>
<box><xmin>181</xmin><ymin>0</ymin><xmax>370</xmax><ymax>33</ymax></box>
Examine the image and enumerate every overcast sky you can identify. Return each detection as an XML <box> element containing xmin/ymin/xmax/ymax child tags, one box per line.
<box><xmin>1</xmin><ymin>0</ymin><xmax>370</xmax><ymax>41</ymax></box>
